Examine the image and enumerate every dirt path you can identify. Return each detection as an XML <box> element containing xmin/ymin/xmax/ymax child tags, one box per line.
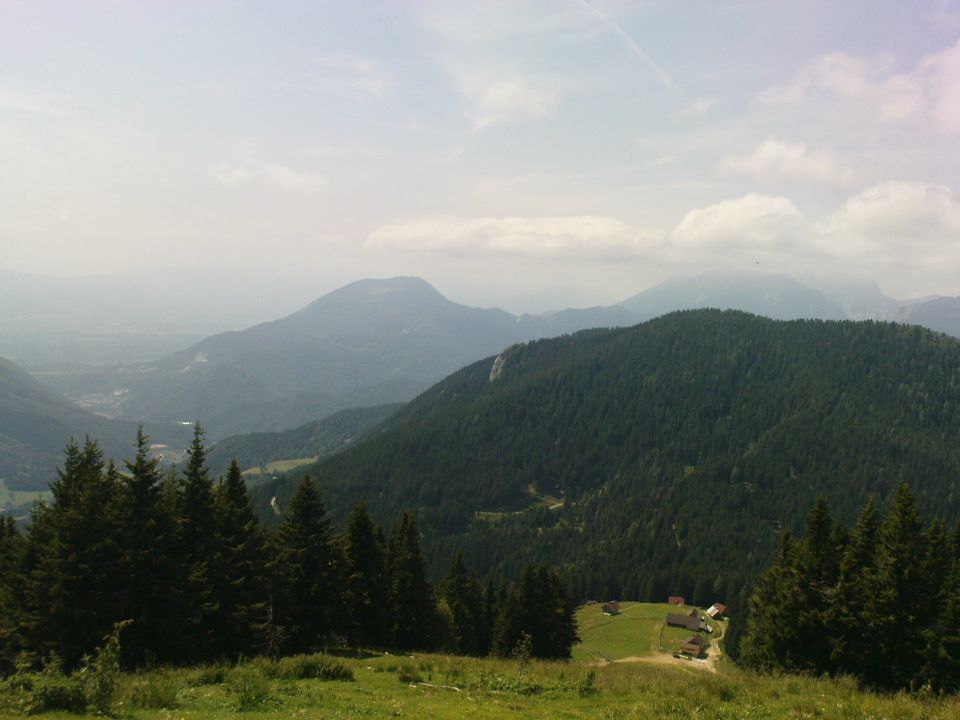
<box><xmin>596</xmin><ymin>621</ymin><xmax>725</xmax><ymax>674</ymax></box>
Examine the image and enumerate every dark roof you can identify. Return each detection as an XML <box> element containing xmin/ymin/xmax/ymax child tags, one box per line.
<box><xmin>666</xmin><ymin>613</ymin><xmax>700</xmax><ymax>631</ymax></box>
<box><xmin>683</xmin><ymin>635</ymin><xmax>707</xmax><ymax>647</ymax></box>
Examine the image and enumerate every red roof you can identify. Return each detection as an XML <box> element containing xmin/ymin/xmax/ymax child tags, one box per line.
<box><xmin>668</xmin><ymin>595</ymin><xmax>685</xmax><ymax>606</ymax></box>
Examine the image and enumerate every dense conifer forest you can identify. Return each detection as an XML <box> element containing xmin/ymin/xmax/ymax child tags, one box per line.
<box><xmin>738</xmin><ymin>486</ymin><xmax>960</xmax><ymax>693</ymax></box>
<box><xmin>0</xmin><ymin>429</ymin><xmax>576</xmax><ymax>675</ymax></box>
<box><xmin>256</xmin><ymin>310</ymin><xmax>960</xmax><ymax>610</ymax></box>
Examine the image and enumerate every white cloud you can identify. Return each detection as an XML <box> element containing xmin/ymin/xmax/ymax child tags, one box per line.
<box><xmin>758</xmin><ymin>39</ymin><xmax>960</xmax><ymax>134</ymax></box>
<box><xmin>917</xmin><ymin>39</ymin><xmax>960</xmax><ymax>135</ymax></box>
<box><xmin>683</xmin><ymin>96</ymin><xmax>716</xmax><ymax>116</ymax></box>
<box><xmin>720</xmin><ymin>138</ymin><xmax>858</xmax><ymax>187</ymax></box>
<box><xmin>367</xmin><ymin>215</ymin><xmax>659</xmax><ymax>258</ymax></box>
<box><xmin>208</xmin><ymin>163</ymin><xmax>327</xmax><ymax>195</ymax></box>
<box><xmin>670</xmin><ymin>194</ymin><xmax>805</xmax><ymax>250</ymax></box>
<box><xmin>818</xmin><ymin>181</ymin><xmax>960</xmax><ymax>257</ymax></box>
<box><xmin>453</xmin><ymin>70</ymin><xmax>561</xmax><ymax>130</ymax></box>
<box><xmin>294</xmin><ymin>53</ymin><xmax>389</xmax><ymax>102</ymax></box>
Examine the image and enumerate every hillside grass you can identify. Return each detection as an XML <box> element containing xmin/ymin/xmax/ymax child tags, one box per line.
<box><xmin>573</xmin><ymin>602</ymin><xmax>723</xmax><ymax>663</ymax></box>
<box><xmin>4</xmin><ymin>648</ymin><xmax>958</xmax><ymax>719</ymax></box>
<box><xmin>241</xmin><ymin>457</ymin><xmax>317</xmax><ymax>478</ymax></box>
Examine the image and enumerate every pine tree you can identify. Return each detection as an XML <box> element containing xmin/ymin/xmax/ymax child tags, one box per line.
<box><xmin>0</xmin><ymin>516</ymin><xmax>26</xmax><ymax>674</ymax></box>
<box><xmin>492</xmin><ymin>564</ymin><xmax>577</xmax><ymax>659</ymax></box>
<box><xmin>176</xmin><ymin>424</ymin><xmax>220</xmax><ymax>660</ymax></box>
<box><xmin>23</xmin><ymin>439</ymin><xmax>124</xmax><ymax>668</ymax></box>
<box><xmin>740</xmin><ymin>530</ymin><xmax>799</xmax><ymax>670</ymax></box>
<box><xmin>387</xmin><ymin>511</ymin><xmax>435</xmax><ymax>650</ymax></box>
<box><xmin>341</xmin><ymin>502</ymin><xmax>390</xmax><ymax>648</ymax></box>
<box><xmin>925</xmin><ymin>521</ymin><xmax>960</xmax><ymax>692</ymax></box>
<box><xmin>213</xmin><ymin>459</ymin><xmax>267</xmax><ymax>660</ymax></box>
<box><xmin>438</xmin><ymin>554</ymin><xmax>484</xmax><ymax>655</ymax></box>
<box><xmin>831</xmin><ymin>496</ymin><xmax>879</xmax><ymax>677</ymax></box>
<box><xmin>116</xmin><ymin>427</ymin><xmax>182</xmax><ymax>667</ymax></box>
<box><xmin>866</xmin><ymin>482</ymin><xmax>930</xmax><ymax>689</ymax></box>
<box><xmin>270</xmin><ymin>475</ymin><xmax>342</xmax><ymax>653</ymax></box>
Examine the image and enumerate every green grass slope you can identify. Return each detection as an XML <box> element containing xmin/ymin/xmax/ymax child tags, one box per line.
<box><xmin>5</xmin><ymin>649</ymin><xmax>958</xmax><ymax>719</ymax></box>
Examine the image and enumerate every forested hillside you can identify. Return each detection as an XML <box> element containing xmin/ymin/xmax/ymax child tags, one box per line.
<box><xmin>206</xmin><ymin>403</ymin><xmax>402</xmax><ymax>477</ymax></box>
<box><xmin>256</xmin><ymin>310</ymin><xmax>960</xmax><ymax>606</ymax></box>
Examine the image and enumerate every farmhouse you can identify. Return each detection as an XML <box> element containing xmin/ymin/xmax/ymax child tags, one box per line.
<box><xmin>707</xmin><ymin>603</ymin><xmax>727</xmax><ymax>619</ymax></box>
<box><xmin>679</xmin><ymin>635</ymin><xmax>707</xmax><ymax>657</ymax></box>
<box><xmin>667</xmin><ymin>595</ymin><xmax>685</xmax><ymax>606</ymax></box>
<box><xmin>666</xmin><ymin>612</ymin><xmax>701</xmax><ymax>632</ymax></box>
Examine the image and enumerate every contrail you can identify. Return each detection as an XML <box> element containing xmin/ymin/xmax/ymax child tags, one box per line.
<box><xmin>575</xmin><ymin>0</ymin><xmax>682</xmax><ymax>96</ymax></box>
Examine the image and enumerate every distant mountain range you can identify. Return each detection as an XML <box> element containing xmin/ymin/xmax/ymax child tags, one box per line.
<box><xmin>21</xmin><ymin>271</ymin><xmax>960</xmax><ymax>448</ymax></box>
<box><xmin>253</xmin><ymin>310</ymin><xmax>960</xmax><ymax>597</ymax></box>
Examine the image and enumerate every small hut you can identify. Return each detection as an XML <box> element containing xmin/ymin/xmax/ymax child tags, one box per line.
<box><xmin>601</xmin><ymin>601</ymin><xmax>621</xmax><ymax>616</ymax></box>
<box><xmin>679</xmin><ymin>635</ymin><xmax>707</xmax><ymax>658</ymax></box>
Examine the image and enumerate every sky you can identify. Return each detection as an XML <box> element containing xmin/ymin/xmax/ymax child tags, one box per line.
<box><xmin>2</xmin><ymin>0</ymin><xmax>959</xmax><ymax>314</ymax></box>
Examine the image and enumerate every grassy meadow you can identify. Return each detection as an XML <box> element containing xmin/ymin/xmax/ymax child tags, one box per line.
<box><xmin>3</xmin><ymin>604</ymin><xmax>959</xmax><ymax>719</ymax></box>
<box><xmin>240</xmin><ymin>458</ymin><xmax>317</xmax><ymax>479</ymax></box>
<box><xmin>572</xmin><ymin>602</ymin><xmax>723</xmax><ymax>663</ymax></box>
<box><xmin>3</xmin><ymin>649</ymin><xmax>958</xmax><ymax>719</ymax></box>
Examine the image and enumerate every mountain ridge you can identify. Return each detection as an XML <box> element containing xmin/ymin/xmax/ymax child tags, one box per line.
<box><xmin>252</xmin><ymin>310</ymin><xmax>960</xmax><ymax>600</ymax></box>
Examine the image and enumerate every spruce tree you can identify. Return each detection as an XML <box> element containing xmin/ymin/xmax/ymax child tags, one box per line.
<box><xmin>387</xmin><ymin>512</ymin><xmax>435</xmax><ymax>650</ymax></box>
<box><xmin>213</xmin><ymin>459</ymin><xmax>267</xmax><ymax>660</ymax></box>
<box><xmin>832</xmin><ymin>496</ymin><xmax>879</xmax><ymax>677</ymax></box>
<box><xmin>438</xmin><ymin>554</ymin><xmax>484</xmax><ymax>656</ymax></box>
<box><xmin>925</xmin><ymin>521</ymin><xmax>960</xmax><ymax>692</ymax></box>
<box><xmin>0</xmin><ymin>516</ymin><xmax>25</xmax><ymax>674</ymax></box>
<box><xmin>24</xmin><ymin>439</ymin><xmax>123</xmax><ymax>668</ymax></box>
<box><xmin>270</xmin><ymin>475</ymin><xmax>342</xmax><ymax>653</ymax></box>
<box><xmin>492</xmin><ymin>564</ymin><xmax>577</xmax><ymax>659</ymax></box>
<box><xmin>866</xmin><ymin>482</ymin><xmax>929</xmax><ymax>689</ymax></box>
<box><xmin>177</xmin><ymin>424</ymin><xmax>220</xmax><ymax>660</ymax></box>
<box><xmin>740</xmin><ymin>531</ymin><xmax>798</xmax><ymax>670</ymax></box>
<box><xmin>341</xmin><ymin>502</ymin><xmax>390</xmax><ymax>648</ymax></box>
<box><xmin>116</xmin><ymin>427</ymin><xmax>182</xmax><ymax>666</ymax></box>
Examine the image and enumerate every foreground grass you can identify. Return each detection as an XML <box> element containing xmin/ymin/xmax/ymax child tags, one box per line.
<box><xmin>3</xmin><ymin>649</ymin><xmax>959</xmax><ymax>719</ymax></box>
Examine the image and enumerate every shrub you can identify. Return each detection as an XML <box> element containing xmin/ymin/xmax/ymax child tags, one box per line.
<box><xmin>189</xmin><ymin>663</ymin><xmax>229</xmax><ymax>686</ymax></box>
<box><xmin>577</xmin><ymin>670</ymin><xmax>598</xmax><ymax>697</ymax></box>
<box><xmin>78</xmin><ymin>620</ymin><xmax>129</xmax><ymax>715</ymax></box>
<box><xmin>12</xmin><ymin>673</ymin><xmax>87</xmax><ymax>715</ymax></box>
<box><xmin>274</xmin><ymin>654</ymin><xmax>353</xmax><ymax>682</ymax></box>
<box><xmin>127</xmin><ymin>674</ymin><xmax>180</xmax><ymax>709</ymax></box>
<box><xmin>396</xmin><ymin>664</ymin><xmax>423</xmax><ymax>684</ymax></box>
<box><xmin>227</xmin><ymin>667</ymin><xmax>275</xmax><ymax>711</ymax></box>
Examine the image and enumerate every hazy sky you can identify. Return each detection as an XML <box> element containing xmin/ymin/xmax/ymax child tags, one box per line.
<box><xmin>2</xmin><ymin>1</ymin><xmax>959</xmax><ymax>313</ymax></box>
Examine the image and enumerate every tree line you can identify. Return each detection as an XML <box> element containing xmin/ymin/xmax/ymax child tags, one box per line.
<box><xmin>738</xmin><ymin>483</ymin><xmax>960</xmax><ymax>692</ymax></box>
<box><xmin>0</xmin><ymin>428</ymin><xmax>577</xmax><ymax>674</ymax></box>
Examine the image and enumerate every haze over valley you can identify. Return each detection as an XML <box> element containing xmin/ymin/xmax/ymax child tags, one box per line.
<box><xmin>2</xmin><ymin>1</ymin><xmax>960</xmax><ymax>711</ymax></box>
